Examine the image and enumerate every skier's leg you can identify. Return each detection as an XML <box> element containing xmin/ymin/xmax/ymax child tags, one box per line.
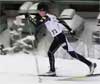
<box><xmin>63</xmin><ymin>37</ymin><xmax>97</xmax><ymax>74</ymax></box>
<box><xmin>48</xmin><ymin>33</ymin><xmax>67</xmax><ymax>73</ymax></box>
<box><xmin>68</xmin><ymin>51</ymin><xmax>97</xmax><ymax>74</ymax></box>
<box><xmin>62</xmin><ymin>34</ymin><xmax>92</xmax><ymax>66</ymax></box>
<box><xmin>68</xmin><ymin>51</ymin><xmax>92</xmax><ymax>66</ymax></box>
<box><xmin>48</xmin><ymin>37</ymin><xmax>62</xmax><ymax>72</ymax></box>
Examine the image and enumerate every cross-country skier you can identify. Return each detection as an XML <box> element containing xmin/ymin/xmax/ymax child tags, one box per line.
<box><xmin>27</xmin><ymin>2</ymin><xmax>97</xmax><ymax>76</ymax></box>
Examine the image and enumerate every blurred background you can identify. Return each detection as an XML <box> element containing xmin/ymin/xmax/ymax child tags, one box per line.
<box><xmin>0</xmin><ymin>0</ymin><xmax>100</xmax><ymax>59</ymax></box>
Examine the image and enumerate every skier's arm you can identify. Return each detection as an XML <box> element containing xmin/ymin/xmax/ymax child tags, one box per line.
<box><xmin>57</xmin><ymin>18</ymin><xmax>72</xmax><ymax>31</ymax></box>
<box><xmin>25</xmin><ymin>13</ymin><xmax>37</xmax><ymax>26</ymax></box>
<box><xmin>51</xmin><ymin>15</ymin><xmax>72</xmax><ymax>31</ymax></box>
<box><xmin>57</xmin><ymin>18</ymin><xmax>75</xmax><ymax>35</ymax></box>
<box><xmin>25</xmin><ymin>13</ymin><xmax>50</xmax><ymax>27</ymax></box>
<box><xmin>25</xmin><ymin>14</ymin><xmax>50</xmax><ymax>36</ymax></box>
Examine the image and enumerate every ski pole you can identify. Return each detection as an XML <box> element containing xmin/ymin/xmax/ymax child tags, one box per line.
<box><xmin>26</xmin><ymin>17</ymin><xmax>42</xmax><ymax>82</ymax></box>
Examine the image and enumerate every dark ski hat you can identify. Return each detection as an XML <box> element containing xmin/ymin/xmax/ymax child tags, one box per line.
<box><xmin>37</xmin><ymin>2</ymin><xmax>49</xmax><ymax>12</ymax></box>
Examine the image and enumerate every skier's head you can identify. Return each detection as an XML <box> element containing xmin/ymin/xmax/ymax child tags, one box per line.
<box><xmin>37</xmin><ymin>2</ymin><xmax>49</xmax><ymax>16</ymax></box>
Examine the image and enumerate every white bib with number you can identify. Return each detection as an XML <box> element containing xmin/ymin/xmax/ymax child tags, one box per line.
<box><xmin>45</xmin><ymin>14</ymin><xmax>65</xmax><ymax>37</ymax></box>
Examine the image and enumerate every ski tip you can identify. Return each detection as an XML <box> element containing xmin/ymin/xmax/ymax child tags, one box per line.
<box><xmin>86</xmin><ymin>73</ymin><xmax>100</xmax><ymax>77</ymax></box>
<box><xmin>38</xmin><ymin>74</ymin><xmax>57</xmax><ymax>77</ymax></box>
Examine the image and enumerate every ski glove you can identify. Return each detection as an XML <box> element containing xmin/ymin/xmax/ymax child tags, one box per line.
<box><xmin>26</xmin><ymin>14</ymin><xmax>50</xmax><ymax>27</ymax></box>
<box><xmin>70</xmin><ymin>30</ymin><xmax>76</xmax><ymax>35</ymax></box>
<box><xmin>38</xmin><ymin>16</ymin><xmax>50</xmax><ymax>23</ymax></box>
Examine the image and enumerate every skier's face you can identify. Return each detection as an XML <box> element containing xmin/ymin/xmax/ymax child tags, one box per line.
<box><xmin>38</xmin><ymin>10</ymin><xmax>46</xmax><ymax>17</ymax></box>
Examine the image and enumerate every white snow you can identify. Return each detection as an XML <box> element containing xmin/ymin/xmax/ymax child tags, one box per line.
<box><xmin>19</xmin><ymin>2</ymin><xmax>33</xmax><ymax>11</ymax></box>
<box><xmin>60</xmin><ymin>9</ymin><xmax>76</xmax><ymax>19</ymax></box>
<box><xmin>97</xmin><ymin>13</ymin><xmax>100</xmax><ymax>19</ymax></box>
<box><xmin>0</xmin><ymin>52</ymin><xmax>100</xmax><ymax>84</ymax></box>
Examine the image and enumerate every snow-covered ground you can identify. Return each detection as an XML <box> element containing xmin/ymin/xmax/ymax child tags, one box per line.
<box><xmin>0</xmin><ymin>52</ymin><xmax>100</xmax><ymax>84</ymax></box>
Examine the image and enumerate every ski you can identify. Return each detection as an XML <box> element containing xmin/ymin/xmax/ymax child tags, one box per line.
<box><xmin>86</xmin><ymin>73</ymin><xmax>100</xmax><ymax>77</ymax></box>
<box><xmin>39</xmin><ymin>73</ymin><xmax>100</xmax><ymax>77</ymax></box>
<box><xmin>38</xmin><ymin>73</ymin><xmax>100</xmax><ymax>77</ymax></box>
<box><xmin>38</xmin><ymin>74</ymin><xmax>59</xmax><ymax>77</ymax></box>
<box><xmin>72</xmin><ymin>73</ymin><xmax>100</xmax><ymax>79</ymax></box>
<box><xmin>36</xmin><ymin>73</ymin><xmax>100</xmax><ymax>82</ymax></box>
<box><xmin>37</xmin><ymin>73</ymin><xmax>100</xmax><ymax>81</ymax></box>
<box><xmin>57</xmin><ymin>73</ymin><xmax>100</xmax><ymax>81</ymax></box>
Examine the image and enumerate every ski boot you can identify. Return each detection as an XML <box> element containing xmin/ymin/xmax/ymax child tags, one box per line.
<box><xmin>89</xmin><ymin>63</ymin><xmax>97</xmax><ymax>74</ymax></box>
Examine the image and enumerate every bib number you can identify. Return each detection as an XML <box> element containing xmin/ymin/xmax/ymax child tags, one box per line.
<box><xmin>52</xmin><ymin>29</ymin><xmax>58</xmax><ymax>35</ymax></box>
